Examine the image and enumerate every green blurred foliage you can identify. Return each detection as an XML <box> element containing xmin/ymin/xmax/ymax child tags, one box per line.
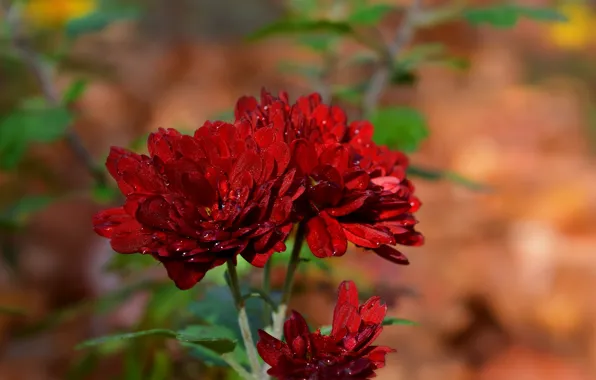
<box><xmin>370</xmin><ymin>107</ymin><xmax>429</xmax><ymax>152</ymax></box>
<box><xmin>463</xmin><ymin>3</ymin><xmax>567</xmax><ymax>28</ymax></box>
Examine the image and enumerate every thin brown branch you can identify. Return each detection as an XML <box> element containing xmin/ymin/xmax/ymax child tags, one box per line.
<box><xmin>1</xmin><ymin>1</ymin><xmax>107</xmax><ymax>187</ymax></box>
<box><xmin>362</xmin><ymin>0</ymin><xmax>422</xmax><ymax>116</ymax></box>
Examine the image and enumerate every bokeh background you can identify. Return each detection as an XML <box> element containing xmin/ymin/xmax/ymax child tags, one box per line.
<box><xmin>1</xmin><ymin>0</ymin><xmax>596</xmax><ymax>379</ymax></box>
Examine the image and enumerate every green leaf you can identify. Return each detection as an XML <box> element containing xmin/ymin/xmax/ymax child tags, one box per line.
<box><xmin>0</xmin><ymin>102</ymin><xmax>73</xmax><ymax>169</ymax></box>
<box><xmin>319</xmin><ymin>316</ymin><xmax>417</xmax><ymax>335</ymax></box>
<box><xmin>349</xmin><ymin>4</ymin><xmax>394</xmax><ymax>25</ymax></box>
<box><xmin>0</xmin><ymin>196</ymin><xmax>54</xmax><ymax>228</ymax></box>
<box><xmin>247</xmin><ymin>19</ymin><xmax>353</xmax><ymax>41</ymax></box>
<box><xmin>0</xmin><ymin>305</ymin><xmax>26</xmax><ymax>316</ymax></box>
<box><xmin>76</xmin><ymin>329</ymin><xmax>178</xmax><ymax>349</ymax></box>
<box><xmin>463</xmin><ymin>4</ymin><xmax>567</xmax><ymax>28</ymax></box>
<box><xmin>62</xmin><ymin>79</ymin><xmax>88</xmax><ymax>105</ymax></box>
<box><xmin>296</xmin><ymin>34</ymin><xmax>337</xmax><ymax>52</ymax></box>
<box><xmin>65</xmin><ymin>8</ymin><xmax>141</xmax><ymax>38</ymax></box>
<box><xmin>92</xmin><ymin>183</ymin><xmax>120</xmax><ymax>204</ymax></box>
<box><xmin>517</xmin><ymin>6</ymin><xmax>568</xmax><ymax>22</ymax></box>
<box><xmin>278</xmin><ymin>61</ymin><xmax>323</xmax><ymax>78</ymax></box>
<box><xmin>77</xmin><ymin>326</ymin><xmax>236</xmax><ymax>354</ymax></box>
<box><xmin>370</xmin><ymin>107</ymin><xmax>429</xmax><ymax>152</ymax></box>
<box><xmin>382</xmin><ymin>317</ymin><xmax>418</xmax><ymax>326</ymax></box>
<box><xmin>178</xmin><ymin>325</ymin><xmax>237</xmax><ymax>354</ymax></box>
<box><xmin>407</xmin><ymin>165</ymin><xmax>491</xmax><ymax>192</ymax></box>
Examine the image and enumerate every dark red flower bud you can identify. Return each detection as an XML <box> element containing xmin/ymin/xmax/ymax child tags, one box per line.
<box><xmin>93</xmin><ymin>122</ymin><xmax>302</xmax><ymax>289</ymax></box>
<box><xmin>257</xmin><ymin>280</ymin><xmax>395</xmax><ymax>379</ymax></box>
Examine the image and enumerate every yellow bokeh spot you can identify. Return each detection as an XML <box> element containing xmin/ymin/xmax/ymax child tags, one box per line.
<box><xmin>549</xmin><ymin>3</ymin><xmax>595</xmax><ymax>49</ymax></box>
<box><xmin>24</xmin><ymin>0</ymin><xmax>97</xmax><ymax>29</ymax></box>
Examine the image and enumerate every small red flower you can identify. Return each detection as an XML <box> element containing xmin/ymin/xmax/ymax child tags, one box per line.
<box><xmin>235</xmin><ymin>90</ymin><xmax>423</xmax><ymax>265</ymax></box>
<box><xmin>93</xmin><ymin>122</ymin><xmax>302</xmax><ymax>289</ymax></box>
<box><xmin>257</xmin><ymin>280</ymin><xmax>395</xmax><ymax>379</ymax></box>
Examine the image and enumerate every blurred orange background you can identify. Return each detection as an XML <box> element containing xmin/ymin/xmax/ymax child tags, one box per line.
<box><xmin>1</xmin><ymin>0</ymin><xmax>596</xmax><ymax>379</ymax></box>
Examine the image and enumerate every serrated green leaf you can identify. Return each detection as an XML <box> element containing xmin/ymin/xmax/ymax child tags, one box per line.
<box><xmin>247</xmin><ymin>19</ymin><xmax>353</xmax><ymax>41</ymax></box>
<box><xmin>62</xmin><ymin>79</ymin><xmax>88</xmax><ymax>105</ymax></box>
<box><xmin>370</xmin><ymin>107</ymin><xmax>429</xmax><ymax>152</ymax></box>
<box><xmin>349</xmin><ymin>4</ymin><xmax>394</xmax><ymax>25</ymax></box>
<box><xmin>463</xmin><ymin>4</ymin><xmax>567</xmax><ymax>28</ymax></box>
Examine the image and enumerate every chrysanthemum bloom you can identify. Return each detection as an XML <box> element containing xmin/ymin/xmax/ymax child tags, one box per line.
<box><xmin>235</xmin><ymin>90</ymin><xmax>423</xmax><ymax>264</ymax></box>
<box><xmin>93</xmin><ymin>122</ymin><xmax>303</xmax><ymax>289</ymax></box>
<box><xmin>257</xmin><ymin>281</ymin><xmax>394</xmax><ymax>379</ymax></box>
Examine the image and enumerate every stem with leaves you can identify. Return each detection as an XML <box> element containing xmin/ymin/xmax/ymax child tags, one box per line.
<box><xmin>225</xmin><ymin>260</ymin><xmax>262</xmax><ymax>378</ymax></box>
<box><xmin>1</xmin><ymin>1</ymin><xmax>107</xmax><ymax>187</ymax></box>
<box><xmin>362</xmin><ymin>0</ymin><xmax>422</xmax><ymax>116</ymax></box>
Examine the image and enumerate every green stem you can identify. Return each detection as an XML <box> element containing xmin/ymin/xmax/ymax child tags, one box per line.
<box><xmin>221</xmin><ymin>353</ymin><xmax>257</xmax><ymax>380</ymax></box>
<box><xmin>271</xmin><ymin>222</ymin><xmax>306</xmax><ymax>339</ymax></box>
<box><xmin>262</xmin><ymin>259</ymin><xmax>272</xmax><ymax>325</ymax></box>
<box><xmin>226</xmin><ymin>261</ymin><xmax>262</xmax><ymax>378</ymax></box>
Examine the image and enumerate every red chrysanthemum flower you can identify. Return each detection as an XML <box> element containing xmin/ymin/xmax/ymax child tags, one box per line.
<box><xmin>257</xmin><ymin>280</ymin><xmax>395</xmax><ymax>379</ymax></box>
<box><xmin>235</xmin><ymin>90</ymin><xmax>423</xmax><ymax>264</ymax></box>
<box><xmin>93</xmin><ymin>122</ymin><xmax>303</xmax><ymax>289</ymax></box>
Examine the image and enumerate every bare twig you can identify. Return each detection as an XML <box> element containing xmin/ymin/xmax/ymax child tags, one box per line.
<box><xmin>362</xmin><ymin>0</ymin><xmax>422</xmax><ymax>116</ymax></box>
<box><xmin>1</xmin><ymin>1</ymin><xmax>107</xmax><ymax>187</ymax></box>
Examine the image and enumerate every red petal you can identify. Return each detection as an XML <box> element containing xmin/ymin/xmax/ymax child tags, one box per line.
<box><xmin>326</xmin><ymin>193</ymin><xmax>369</xmax><ymax>217</ymax></box>
<box><xmin>348</xmin><ymin>121</ymin><xmax>374</xmax><ymax>141</ymax></box>
<box><xmin>135</xmin><ymin>196</ymin><xmax>174</xmax><ymax>231</ymax></box>
<box><xmin>305</xmin><ymin>212</ymin><xmax>348</xmax><ymax>258</ymax></box>
<box><xmin>336</xmin><ymin>281</ymin><xmax>359</xmax><ymax>309</ymax></box>
<box><xmin>93</xmin><ymin>207</ymin><xmax>129</xmax><ymax>238</ymax></box>
<box><xmin>359</xmin><ymin>296</ymin><xmax>386</xmax><ymax>325</ymax></box>
<box><xmin>331</xmin><ymin>303</ymin><xmax>361</xmax><ymax>339</ymax></box>
<box><xmin>319</xmin><ymin>144</ymin><xmax>348</xmax><ymax>173</ymax></box>
<box><xmin>162</xmin><ymin>261</ymin><xmax>209</xmax><ymax>290</ymax></box>
<box><xmin>266</xmin><ymin>141</ymin><xmax>291</xmax><ymax>176</ymax></box>
<box><xmin>106</xmin><ymin>147</ymin><xmax>165</xmax><ymax>195</ymax></box>
<box><xmin>342</xmin><ymin>224</ymin><xmax>395</xmax><ymax>248</ymax></box>
<box><xmin>256</xmin><ymin>330</ymin><xmax>290</xmax><ymax>367</ymax></box>
<box><xmin>147</xmin><ymin>128</ymin><xmax>182</xmax><ymax>162</ymax></box>
<box><xmin>371</xmin><ymin>176</ymin><xmax>402</xmax><ymax>193</ymax></box>
<box><xmin>365</xmin><ymin>346</ymin><xmax>395</xmax><ymax>368</ymax></box>
<box><xmin>234</xmin><ymin>96</ymin><xmax>258</xmax><ymax>120</ymax></box>
<box><xmin>284</xmin><ymin>311</ymin><xmax>311</xmax><ymax>348</ymax></box>
<box><xmin>231</xmin><ymin>151</ymin><xmax>262</xmax><ymax>188</ymax></box>
<box><xmin>331</xmin><ymin>281</ymin><xmax>360</xmax><ymax>337</ymax></box>
<box><xmin>291</xmin><ymin>140</ymin><xmax>318</xmax><ymax>174</ymax></box>
<box><xmin>373</xmin><ymin>245</ymin><xmax>410</xmax><ymax>265</ymax></box>
<box><xmin>344</xmin><ymin>171</ymin><xmax>370</xmax><ymax>190</ymax></box>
